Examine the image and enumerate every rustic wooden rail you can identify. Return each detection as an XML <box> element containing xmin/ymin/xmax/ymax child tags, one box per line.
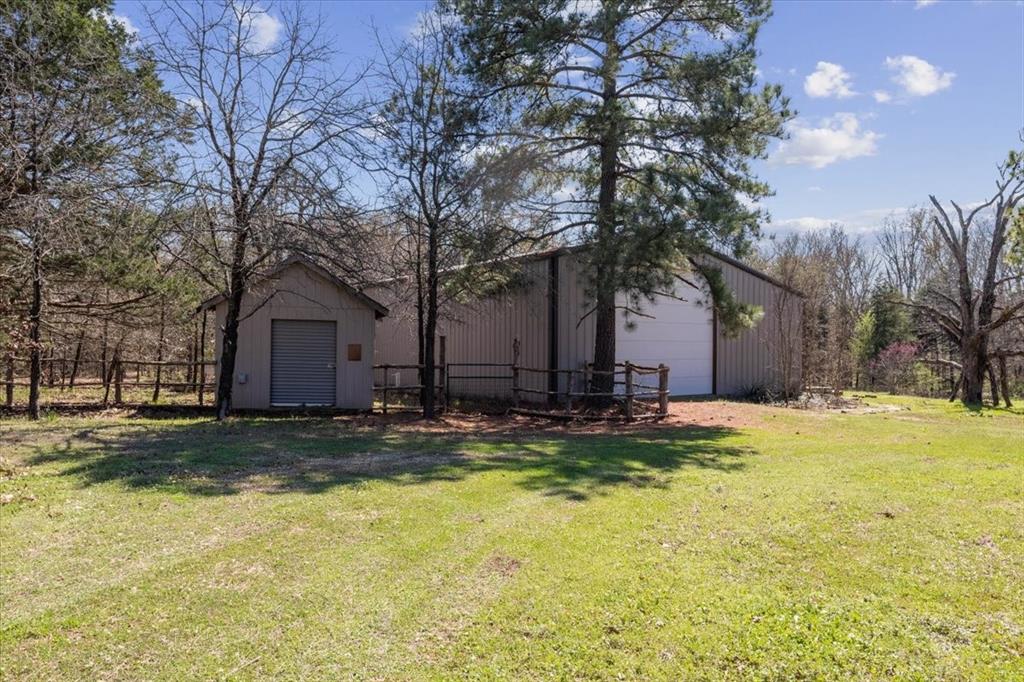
<box><xmin>373</xmin><ymin>338</ymin><xmax>447</xmax><ymax>414</ymax></box>
<box><xmin>3</xmin><ymin>354</ymin><xmax>216</xmax><ymax>408</ymax></box>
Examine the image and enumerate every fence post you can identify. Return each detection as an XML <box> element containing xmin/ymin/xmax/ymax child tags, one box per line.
<box><xmin>658</xmin><ymin>364</ymin><xmax>669</xmax><ymax>417</ymax></box>
<box><xmin>113</xmin><ymin>356</ymin><xmax>123</xmax><ymax>405</ymax></box>
<box><xmin>564</xmin><ymin>370</ymin><xmax>573</xmax><ymax>416</ymax></box>
<box><xmin>624</xmin><ymin>362</ymin><xmax>634</xmax><ymax>422</ymax></box>
<box><xmin>438</xmin><ymin>335</ymin><xmax>447</xmax><ymax>413</ymax></box>
<box><xmin>382</xmin><ymin>365</ymin><xmax>389</xmax><ymax>415</ymax></box>
<box><xmin>198</xmin><ymin>310</ymin><xmax>207</xmax><ymax>405</ymax></box>
<box><xmin>511</xmin><ymin>338</ymin><xmax>520</xmax><ymax>408</ymax></box>
<box><xmin>4</xmin><ymin>353</ymin><xmax>13</xmax><ymax>408</ymax></box>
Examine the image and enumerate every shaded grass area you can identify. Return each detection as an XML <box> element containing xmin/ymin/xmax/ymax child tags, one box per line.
<box><xmin>1</xmin><ymin>397</ymin><xmax>1021</xmax><ymax>680</ymax></box>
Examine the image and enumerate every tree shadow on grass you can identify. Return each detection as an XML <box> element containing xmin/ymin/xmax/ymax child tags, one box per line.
<box><xmin>24</xmin><ymin>419</ymin><xmax>752</xmax><ymax>501</ymax></box>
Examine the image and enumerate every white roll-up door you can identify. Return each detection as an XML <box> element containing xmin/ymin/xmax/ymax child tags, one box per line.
<box><xmin>615</xmin><ymin>289</ymin><xmax>713</xmax><ymax>396</ymax></box>
<box><xmin>270</xmin><ymin>319</ymin><xmax>337</xmax><ymax>406</ymax></box>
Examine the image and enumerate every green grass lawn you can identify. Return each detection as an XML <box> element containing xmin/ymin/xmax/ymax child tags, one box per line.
<box><xmin>1</xmin><ymin>397</ymin><xmax>1021</xmax><ymax>680</ymax></box>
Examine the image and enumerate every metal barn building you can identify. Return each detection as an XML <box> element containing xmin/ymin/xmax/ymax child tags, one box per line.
<box><xmin>202</xmin><ymin>257</ymin><xmax>388</xmax><ymax>410</ymax></box>
<box><xmin>370</xmin><ymin>249</ymin><xmax>803</xmax><ymax>400</ymax></box>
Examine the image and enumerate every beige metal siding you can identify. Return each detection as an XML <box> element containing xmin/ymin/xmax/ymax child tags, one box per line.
<box><xmin>213</xmin><ymin>263</ymin><xmax>377</xmax><ymax>409</ymax></box>
<box><xmin>370</xmin><ymin>251</ymin><xmax>802</xmax><ymax>401</ymax></box>
<box><xmin>710</xmin><ymin>257</ymin><xmax>803</xmax><ymax>396</ymax></box>
<box><xmin>370</xmin><ymin>259</ymin><xmax>550</xmax><ymax>400</ymax></box>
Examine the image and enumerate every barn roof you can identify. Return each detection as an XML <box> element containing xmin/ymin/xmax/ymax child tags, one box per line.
<box><xmin>198</xmin><ymin>255</ymin><xmax>389</xmax><ymax>318</ymax></box>
<box><xmin>369</xmin><ymin>244</ymin><xmax>804</xmax><ymax>298</ymax></box>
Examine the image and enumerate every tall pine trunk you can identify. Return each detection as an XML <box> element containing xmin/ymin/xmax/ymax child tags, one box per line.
<box><xmin>68</xmin><ymin>331</ymin><xmax>83</xmax><ymax>389</ymax></box>
<box><xmin>415</xmin><ymin>225</ymin><xmax>426</xmax><ymax>407</ymax></box>
<box><xmin>589</xmin><ymin>18</ymin><xmax>620</xmax><ymax>403</ymax></box>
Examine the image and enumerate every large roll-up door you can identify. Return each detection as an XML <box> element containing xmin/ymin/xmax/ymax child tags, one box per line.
<box><xmin>615</xmin><ymin>288</ymin><xmax>713</xmax><ymax>396</ymax></box>
<box><xmin>271</xmin><ymin>319</ymin><xmax>337</xmax><ymax>406</ymax></box>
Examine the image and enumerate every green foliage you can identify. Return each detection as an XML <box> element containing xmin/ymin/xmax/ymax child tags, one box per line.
<box><xmin>452</xmin><ymin>0</ymin><xmax>792</xmax><ymax>333</ymax></box>
<box><xmin>866</xmin><ymin>284</ymin><xmax>912</xmax><ymax>359</ymax></box>
<box><xmin>692</xmin><ymin>259</ymin><xmax>763</xmax><ymax>336</ymax></box>
<box><xmin>1</xmin><ymin>0</ymin><xmax>181</xmax><ymax>194</ymax></box>
<box><xmin>1007</xmin><ymin>204</ymin><xmax>1024</xmax><ymax>267</ymax></box>
<box><xmin>850</xmin><ymin>309</ymin><xmax>876</xmax><ymax>367</ymax></box>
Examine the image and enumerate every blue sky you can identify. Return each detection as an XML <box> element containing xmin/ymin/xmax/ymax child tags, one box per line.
<box><xmin>114</xmin><ymin>0</ymin><xmax>1023</xmax><ymax>240</ymax></box>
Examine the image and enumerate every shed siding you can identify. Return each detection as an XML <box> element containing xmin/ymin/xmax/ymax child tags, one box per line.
<box><xmin>213</xmin><ymin>263</ymin><xmax>376</xmax><ymax>409</ymax></box>
<box><xmin>710</xmin><ymin>257</ymin><xmax>803</xmax><ymax>396</ymax></box>
<box><xmin>370</xmin><ymin>251</ymin><xmax>802</xmax><ymax>400</ymax></box>
<box><xmin>372</xmin><ymin>259</ymin><xmax>550</xmax><ymax>400</ymax></box>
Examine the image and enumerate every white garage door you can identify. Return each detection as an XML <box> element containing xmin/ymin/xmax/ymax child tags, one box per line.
<box><xmin>270</xmin><ymin>319</ymin><xmax>337</xmax><ymax>406</ymax></box>
<box><xmin>615</xmin><ymin>288</ymin><xmax>713</xmax><ymax>396</ymax></box>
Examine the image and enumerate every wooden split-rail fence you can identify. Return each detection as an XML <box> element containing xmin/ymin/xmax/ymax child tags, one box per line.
<box><xmin>373</xmin><ymin>338</ymin><xmax>671</xmax><ymax>421</ymax></box>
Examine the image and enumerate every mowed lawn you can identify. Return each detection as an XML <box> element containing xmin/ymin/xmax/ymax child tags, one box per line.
<box><xmin>1</xmin><ymin>398</ymin><xmax>1021</xmax><ymax>680</ymax></box>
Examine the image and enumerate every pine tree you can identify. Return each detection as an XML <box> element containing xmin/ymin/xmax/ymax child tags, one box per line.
<box><xmin>1</xmin><ymin>0</ymin><xmax>180</xmax><ymax>418</ymax></box>
<box><xmin>452</xmin><ymin>0</ymin><xmax>790</xmax><ymax>396</ymax></box>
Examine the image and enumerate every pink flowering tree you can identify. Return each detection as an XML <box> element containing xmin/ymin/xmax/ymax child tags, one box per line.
<box><xmin>871</xmin><ymin>342</ymin><xmax>920</xmax><ymax>394</ymax></box>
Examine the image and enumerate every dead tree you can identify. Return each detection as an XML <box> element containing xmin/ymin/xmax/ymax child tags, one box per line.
<box><xmin>910</xmin><ymin>151</ymin><xmax>1024</xmax><ymax>405</ymax></box>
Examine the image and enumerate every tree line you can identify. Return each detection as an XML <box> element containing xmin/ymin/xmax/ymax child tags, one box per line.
<box><xmin>761</xmin><ymin>166</ymin><xmax>1023</xmax><ymax>406</ymax></box>
<box><xmin>2</xmin><ymin>0</ymin><xmax>1020</xmax><ymax>420</ymax></box>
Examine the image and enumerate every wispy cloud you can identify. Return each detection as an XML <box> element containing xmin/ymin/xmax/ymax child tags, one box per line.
<box><xmin>768</xmin><ymin>206</ymin><xmax>914</xmax><ymax>235</ymax></box>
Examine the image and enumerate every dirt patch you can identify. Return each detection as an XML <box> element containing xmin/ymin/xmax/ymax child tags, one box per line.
<box><xmin>334</xmin><ymin>400</ymin><xmax>768</xmax><ymax>436</ymax></box>
<box><xmin>483</xmin><ymin>554</ymin><xmax>521</xmax><ymax>577</ymax></box>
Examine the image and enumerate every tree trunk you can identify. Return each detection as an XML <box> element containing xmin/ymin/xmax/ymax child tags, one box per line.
<box><xmin>215</xmin><ymin>283</ymin><xmax>244</xmax><ymax>420</ymax></box>
<box><xmin>589</xmin><ymin>19</ymin><xmax>621</xmax><ymax>403</ymax></box>
<box><xmin>422</xmin><ymin>219</ymin><xmax>439</xmax><ymax>419</ymax></box>
<box><xmin>960</xmin><ymin>337</ymin><xmax>986</xmax><ymax>405</ymax></box>
<box><xmin>997</xmin><ymin>355</ymin><xmax>1012</xmax><ymax>408</ymax></box>
<box><xmin>153</xmin><ymin>302</ymin><xmax>165</xmax><ymax>402</ymax></box>
<box><xmin>27</xmin><ymin>240</ymin><xmax>43</xmax><ymax>420</ymax></box>
<box><xmin>415</xmin><ymin>228</ymin><xmax>426</xmax><ymax>407</ymax></box>
<box><xmin>100</xmin><ymin>316</ymin><xmax>109</xmax><ymax>395</ymax></box>
<box><xmin>68</xmin><ymin>332</ymin><xmax>83</xmax><ymax>389</ymax></box>
<box><xmin>986</xmin><ymin>362</ymin><xmax>999</xmax><ymax>407</ymax></box>
<box><xmin>215</xmin><ymin>220</ymin><xmax>250</xmax><ymax>421</ymax></box>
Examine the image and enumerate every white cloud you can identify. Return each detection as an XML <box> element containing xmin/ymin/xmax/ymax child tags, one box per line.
<box><xmin>804</xmin><ymin>61</ymin><xmax>856</xmax><ymax>98</ymax></box>
<box><xmin>885</xmin><ymin>55</ymin><xmax>955</xmax><ymax>96</ymax></box>
<box><xmin>770</xmin><ymin>216</ymin><xmax>833</xmax><ymax>231</ymax></box>
<box><xmin>915</xmin><ymin>0</ymin><xmax>938</xmax><ymax>8</ymax></box>
<box><xmin>807</xmin><ymin>186</ymin><xmax>823</xmax><ymax>192</ymax></box>
<box><xmin>236</xmin><ymin>5</ymin><xmax>282</xmax><ymax>51</ymax></box>
<box><xmin>772</xmin><ymin>113</ymin><xmax>881</xmax><ymax>169</ymax></box>
<box><xmin>112</xmin><ymin>14</ymin><xmax>138</xmax><ymax>37</ymax></box>
<box><xmin>873</xmin><ymin>90</ymin><xmax>892</xmax><ymax>103</ymax></box>
<box><xmin>769</xmin><ymin>206</ymin><xmax>914</xmax><ymax>235</ymax></box>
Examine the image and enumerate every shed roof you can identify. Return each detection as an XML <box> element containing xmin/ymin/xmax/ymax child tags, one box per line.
<box><xmin>198</xmin><ymin>256</ymin><xmax>389</xmax><ymax>318</ymax></box>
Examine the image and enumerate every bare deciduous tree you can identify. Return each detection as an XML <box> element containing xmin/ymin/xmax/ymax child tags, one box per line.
<box><xmin>148</xmin><ymin>0</ymin><xmax>367</xmax><ymax>419</ymax></box>
<box><xmin>364</xmin><ymin>9</ymin><xmax>542</xmax><ymax>418</ymax></box>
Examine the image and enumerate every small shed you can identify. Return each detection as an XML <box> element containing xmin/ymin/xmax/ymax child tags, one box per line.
<box><xmin>201</xmin><ymin>256</ymin><xmax>388</xmax><ymax>410</ymax></box>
